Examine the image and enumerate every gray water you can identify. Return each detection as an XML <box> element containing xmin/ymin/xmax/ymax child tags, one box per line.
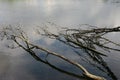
<box><xmin>0</xmin><ymin>0</ymin><xmax>120</xmax><ymax>80</ymax></box>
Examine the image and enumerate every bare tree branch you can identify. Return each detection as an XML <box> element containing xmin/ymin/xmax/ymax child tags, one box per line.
<box><xmin>1</xmin><ymin>26</ymin><xmax>120</xmax><ymax>80</ymax></box>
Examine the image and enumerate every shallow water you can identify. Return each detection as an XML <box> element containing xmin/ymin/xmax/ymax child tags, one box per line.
<box><xmin>0</xmin><ymin>0</ymin><xmax>120</xmax><ymax>80</ymax></box>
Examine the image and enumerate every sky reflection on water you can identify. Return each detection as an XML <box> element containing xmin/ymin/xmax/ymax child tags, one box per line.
<box><xmin>0</xmin><ymin>0</ymin><xmax>120</xmax><ymax>80</ymax></box>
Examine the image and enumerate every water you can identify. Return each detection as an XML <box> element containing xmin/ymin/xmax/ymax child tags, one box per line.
<box><xmin>0</xmin><ymin>0</ymin><xmax>120</xmax><ymax>80</ymax></box>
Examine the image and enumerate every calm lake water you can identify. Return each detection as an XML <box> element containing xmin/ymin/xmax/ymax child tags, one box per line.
<box><xmin>0</xmin><ymin>0</ymin><xmax>120</xmax><ymax>80</ymax></box>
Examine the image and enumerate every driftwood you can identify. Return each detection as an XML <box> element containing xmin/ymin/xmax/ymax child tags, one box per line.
<box><xmin>38</xmin><ymin>25</ymin><xmax>120</xmax><ymax>80</ymax></box>
<box><xmin>1</xmin><ymin>26</ymin><xmax>120</xmax><ymax>80</ymax></box>
<box><xmin>10</xmin><ymin>34</ymin><xmax>106</xmax><ymax>80</ymax></box>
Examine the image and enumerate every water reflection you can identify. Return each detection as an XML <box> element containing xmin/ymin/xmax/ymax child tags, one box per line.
<box><xmin>0</xmin><ymin>52</ymin><xmax>10</xmax><ymax>80</ymax></box>
<box><xmin>0</xmin><ymin>0</ymin><xmax>120</xmax><ymax>26</ymax></box>
<box><xmin>25</xmin><ymin>0</ymin><xmax>38</xmax><ymax>6</ymax></box>
<box><xmin>0</xmin><ymin>0</ymin><xmax>120</xmax><ymax>80</ymax></box>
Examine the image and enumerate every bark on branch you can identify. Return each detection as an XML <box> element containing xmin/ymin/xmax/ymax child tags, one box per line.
<box><xmin>12</xmin><ymin>35</ymin><xmax>106</xmax><ymax>80</ymax></box>
<box><xmin>1</xmin><ymin>26</ymin><xmax>120</xmax><ymax>80</ymax></box>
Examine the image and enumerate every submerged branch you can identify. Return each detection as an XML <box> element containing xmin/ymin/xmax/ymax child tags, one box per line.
<box><xmin>14</xmin><ymin>35</ymin><xmax>106</xmax><ymax>80</ymax></box>
<box><xmin>1</xmin><ymin>25</ymin><xmax>120</xmax><ymax>80</ymax></box>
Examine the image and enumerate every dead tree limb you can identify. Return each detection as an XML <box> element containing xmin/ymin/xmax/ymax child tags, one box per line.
<box><xmin>1</xmin><ymin>26</ymin><xmax>120</xmax><ymax>80</ymax></box>
<box><xmin>0</xmin><ymin>26</ymin><xmax>107</xmax><ymax>80</ymax></box>
<box><xmin>11</xmin><ymin>34</ymin><xmax>106</xmax><ymax>80</ymax></box>
<box><xmin>38</xmin><ymin>26</ymin><xmax>120</xmax><ymax>80</ymax></box>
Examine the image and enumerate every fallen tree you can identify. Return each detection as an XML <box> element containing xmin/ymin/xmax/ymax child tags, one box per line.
<box><xmin>1</xmin><ymin>25</ymin><xmax>120</xmax><ymax>80</ymax></box>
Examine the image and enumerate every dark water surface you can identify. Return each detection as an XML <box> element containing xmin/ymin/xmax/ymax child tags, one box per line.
<box><xmin>0</xmin><ymin>0</ymin><xmax>120</xmax><ymax>80</ymax></box>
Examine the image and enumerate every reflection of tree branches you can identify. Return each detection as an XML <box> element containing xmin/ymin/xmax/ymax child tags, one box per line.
<box><xmin>40</xmin><ymin>26</ymin><xmax>120</xmax><ymax>56</ymax></box>
<box><xmin>1</xmin><ymin>26</ymin><xmax>120</xmax><ymax>80</ymax></box>
<box><xmin>0</xmin><ymin>27</ymin><xmax>106</xmax><ymax>80</ymax></box>
<box><xmin>39</xmin><ymin>26</ymin><xmax>120</xmax><ymax>80</ymax></box>
<box><xmin>13</xmin><ymin>37</ymin><xmax>85</xmax><ymax>79</ymax></box>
